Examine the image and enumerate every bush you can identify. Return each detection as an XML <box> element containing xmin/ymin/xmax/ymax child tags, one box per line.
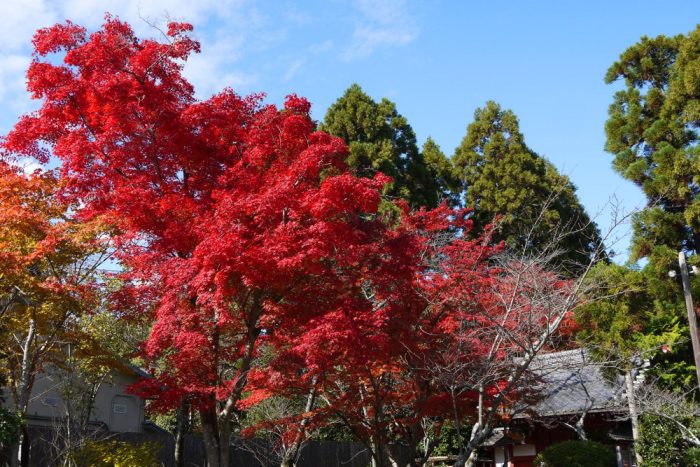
<box><xmin>684</xmin><ymin>447</ymin><xmax>700</xmax><ymax>467</ymax></box>
<box><xmin>0</xmin><ymin>408</ymin><xmax>21</xmax><ymax>447</ymax></box>
<box><xmin>532</xmin><ymin>440</ymin><xmax>616</xmax><ymax>467</ymax></box>
<box><xmin>70</xmin><ymin>439</ymin><xmax>160</xmax><ymax>467</ymax></box>
<box><xmin>0</xmin><ymin>408</ymin><xmax>22</xmax><ymax>467</ymax></box>
<box><xmin>636</xmin><ymin>414</ymin><xmax>700</xmax><ymax>466</ymax></box>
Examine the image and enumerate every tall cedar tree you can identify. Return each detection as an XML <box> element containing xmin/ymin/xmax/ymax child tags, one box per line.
<box><xmin>320</xmin><ymin>84</ymin><xmax>458</xmax><ymax>208</ymax></box>
<box><xmin>1</xmin><ymin>18</ymin><xmax>481</xmax><ymax>467</ymax></box>
<box><xmin>604</xmin><ymin>26</ymin><xmax>700</xmax><ymax>262</ymax></box>
<box><xmin>588</xmin><ymin>24</ymin><xmax>700</xmax><ymax>406</ymax></box>
<box><xmin>453</xmin><ymin>101</ymin><xmax>602</xmax><ymax>271</ymax></box>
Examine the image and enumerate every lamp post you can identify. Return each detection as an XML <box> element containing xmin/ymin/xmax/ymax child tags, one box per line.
<box><xmin>669</xmin><ymin>251</ymin><xmax>700</xmax><ymax>390</ymax></box>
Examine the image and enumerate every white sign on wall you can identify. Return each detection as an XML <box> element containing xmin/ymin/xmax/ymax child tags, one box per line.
<box><xmin>513</xmin><ymin>444</ymin><xmax>537</xmax><ymax>457</ymax></box>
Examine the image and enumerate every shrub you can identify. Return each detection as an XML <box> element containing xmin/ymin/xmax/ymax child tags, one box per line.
<box><xmin>0</xmin><ymin>408</ymin><xmax>21</xmax><ymax>447</ymax></box>
<box><xmin>637</xmin><ymin>414</ymin><xmax>681</xmax><ymax>465</ymax></box>
<box><xmin>71</xmin><ymin>439</ymin><xmax>160</xmax><ymax>467</ymax></box>
<box><xmin>532</xmin><ymin>440</ymin><xmax>615</xmax><ymax>467</ymax></box>
<box><xmin>684</xmin><ymin>447</ymin><xmax>700</xmax><ymax>467</ymax></box>
<box><xmin>0</xmin><ymin>408</ymin><xmax>22</xmax><ymax>467</ymax></box>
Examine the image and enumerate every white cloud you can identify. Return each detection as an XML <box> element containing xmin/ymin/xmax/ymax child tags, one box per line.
<box><xmin>342</xmin><ymin>0</ymin><xmax>417</xmax><ymax>61</ymax></box>
<box><xmin>0</xmin><ymin>0</ymin><xmax>419</xmax><ymax>135</ymax></box>
<box><xmin>283</xmin><ymin>58</ymin><xmax>306</xmax><ymax>82</ymax></box>
<box><xmin>184</xmin><ymin>38</ymin><xmax>258</xmax><ymax>98</ymax></box>
<box><xmin>309</xmin><ymin>39</ymin><xmax>334</xmax><ymax>55</ymax></box>
<box><xmin>0</xmin><ymin>0</ymin><xmax>58</xmax><ymax>50</ymax></box>
<box><xmin>18</xmin><ymin>157</ymin><xmax>42</xmax><ymax>174</ymax></box>
<box><xmin>0</xmin><ymin>0</ymin><xmax>57</xmax><ymax>120</ymax></box>
<box><xmin>0</xmin><ymin>0</ymin><xmax>269</xmax><ymax>118</ymax></box>
<box><xmin>56</xmin><ymin>0</ymin><xmax>238</xmax><ymax>32</ymax></box>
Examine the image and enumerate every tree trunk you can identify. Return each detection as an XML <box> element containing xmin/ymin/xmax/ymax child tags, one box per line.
<box><xmin>12</xmin><ymin>427</ymin><xmax>29</xmax><ymax>467</ymax></box>
<box><xmin>370</xmin><ymin>438</ymin><xmax>389</xmax><ymax>467</ymax></box>
<box><xmin>453</xmin><ymin>422</ymin><xmax>489</xmax><ymax>467</ymax></box>
<box><xmin>12</xmin><ymin>316</ymin><xmax>37</xmax><ymax>467</ymax></box>
<box><xmin>575</xmin><ymin>412</ymin><xmax>588</xmax><ymax>441</ymax></box>
<box><xmin>391</xmin><ymin>421</ymin><xmax>436</xmax><ymax>467</ymax></box>
<box><xmin>625</xmin><ymin>370</ymin><xmax>643</xmax><ymax>467</ymax></box>
<box><xmin>279</xmin><ymin>382</ymin><xmax>318</xmax><ymax>467</ymax></box>
<box><xmin>174</xmin><ymin>400</ymin><xmax>189</xmax><ymax>467</ymax></box>
<box><xmin>200</xmin><ymin>408</ymin><xmax>230</xmax><ymax>467</ymax></box>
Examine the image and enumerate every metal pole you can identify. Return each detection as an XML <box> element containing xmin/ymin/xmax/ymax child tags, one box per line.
<box><xmin>615</xmin><ymin>445</ymin><xmax>623</xmax><ymax>467</ymax></box>
<box><xmin>678</xmin><ymin>251</ymin><xmax>700</xmax><ymax>389</ymax></box>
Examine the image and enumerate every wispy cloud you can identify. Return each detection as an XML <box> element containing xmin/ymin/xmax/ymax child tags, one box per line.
<box><xmin>283</xmin><ymin>58</ymin><xmax>306</xmax><ymax>82</ymax></box>
<box><xmin>342</xmin><ymin>0</ymin><xmax>418</xmax><ymax>61</ymax></box>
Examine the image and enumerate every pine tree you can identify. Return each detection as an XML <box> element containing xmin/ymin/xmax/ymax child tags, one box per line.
<box><xmin>604</xmin><ymin>27</ymin><xmax>699</xmax><ymax>262</ymax></box>
<box><xmin>422</xmin><ymin>137</ymin><xmax>461</xmax><ymax>207</ymax></box>
<box><xmin>599</xmin><ymin>25</ymin><xmax>700</xmax><ymax>395</ymax></box>
<box><xmin>453</xmin><ymin>101</ymin><xmax>601</xmax><ymax>270</ymax></box>
<box><xmin>321</xmin><ymin>84</ymin><xmax>454</xmax><ymax>208</ymax></box>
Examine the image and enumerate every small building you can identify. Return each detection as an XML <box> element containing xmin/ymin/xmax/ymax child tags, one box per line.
<box><xmin>5</xmin><ymin>362</ymin><xmax>151</xmax><ymax>434</ymax></box>
<box><xmin>479</xmin><ymin>348</ymin><xmax>636</xmax><ymax>467</ymax></box>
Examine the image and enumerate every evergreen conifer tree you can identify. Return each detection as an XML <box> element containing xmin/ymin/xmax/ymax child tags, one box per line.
<box><xmin>321</xmin><ymin>84</ymin><xmax>454</xmax><ymax>208</ymax></box>
<box><xmin>453</xmin><ymin>101</ymin><xmax>602</xmax><ymax>270</ymax></box>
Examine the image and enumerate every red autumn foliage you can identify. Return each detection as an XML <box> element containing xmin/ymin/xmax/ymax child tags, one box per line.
<box><xmin>240</xmin><ymin>206</ymin><xmax>508</xmax><ymax>462</ymax></box>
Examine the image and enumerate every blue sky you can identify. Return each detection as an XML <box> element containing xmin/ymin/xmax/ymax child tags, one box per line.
<box><xmin>1</xmin><ymin>0</ymin><xmax>698</xmax><ymax>260</ymax></box>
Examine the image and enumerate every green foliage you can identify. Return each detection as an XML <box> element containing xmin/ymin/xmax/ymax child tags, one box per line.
<box><xmin>532</xmin><ymin>440</ymin><xmax>615</xmax><ymax>467</ymax></box>
<box><xmin>321</xmin><ymin>84</ymin><xmax>453</xmax><ymax>208</ymax></box>
<box><xmin>604</xmin><ymin>23</ymin><xmax>700</xmax><ymax>392</ymax></box>
<box><xmin>0</xmin><ymin>373</ymin><xmax>20</xmax><ymax>461</ymax></box>
<box><xmin>684</xmin><ymin>447</ymin><xmax>700</xmax><ymax>466</ymax></box>
<box><xmin>70</xmin><ymin>440</ymin><xmax>160</xmax><ymax>467</ymax></box>
<box><xmin>0</xmin><ymin>408</ymin><xmax>21</xmax><ymax>447</ymax></box>
<box><xmin>429</xmin><ymin>422</ymin><xmax>461</xmax><ymax>457</ymax></box>
<box><xmin>605</xmin><ymin>27</ymin><xmax>700</xmax><ymax>260</ymax></box>
<box><xmin>575</xmin><ymin>262</ymin><xmax>696</xmax><ymax>387</ymax></box>
<box><xmin>637</xmin><ymin>415</ymin><xmax>687</xmax><ymax>466</ymax></box>
<box><xmin>453</xmin><ymin>101</ymin><xmax>602</xmax><ymax>271</ymax></box>
<box><xmin>311</xmin><ymin>424</ymin><xmax>355</xmax><ymax>442</ymax></box>
<box><xmin>421</xmin><ymin>137</ymin><xmax>461</xmax><ymax>206</ymax></box>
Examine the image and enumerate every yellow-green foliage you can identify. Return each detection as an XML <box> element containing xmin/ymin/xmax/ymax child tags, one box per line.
<box><xmin>605</xmin><ymin>25</ymin><xmax>700</xmax><ymax>260</ymax></box>
<box><xmin>71</xmin><ymin>440</ymin><xmax>160</xmax><ymax>467</ymax></box>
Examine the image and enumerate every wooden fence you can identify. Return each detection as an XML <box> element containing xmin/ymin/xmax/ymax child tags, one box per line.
<box><xmin>20</xmin><ymin>427</ymin><xmax>411</xmax><ymax>467</ymax></box>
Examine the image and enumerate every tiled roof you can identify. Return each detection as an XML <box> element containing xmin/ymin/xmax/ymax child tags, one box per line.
<box><xmin>525</xmin><ymin>348</ymin><xmax>626</xmax><ymax>417</ymax></box>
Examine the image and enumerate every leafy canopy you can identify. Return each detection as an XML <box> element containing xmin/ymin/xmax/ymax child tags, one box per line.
<box><xmin>0</xmin><ymin>162</ymin><xmax>108</xmax><ymax>405</ymax></box>
<box><xmin>604</xmin><ymin>26</ymin><xmax>700</xmax><ymax>261</ymax></box>
<box><xmin>453</xmin><ymin>101</ymin><xmax>602</xmax><ymax>270</ymax></box>
<box><xmin>321</xmin><ymin>84</ymin><xmax>457</xmax><ymax>208</ymax></box>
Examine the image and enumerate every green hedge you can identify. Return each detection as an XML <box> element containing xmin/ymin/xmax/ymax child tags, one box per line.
<box><xmin>532</xmin><ymin>440</ymin><xmax>616</xmax><ymax>467</ymax></box>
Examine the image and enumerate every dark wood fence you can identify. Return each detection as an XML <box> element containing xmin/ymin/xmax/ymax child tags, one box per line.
<box><xmin>22</xmin><ymin>427</ymin><xmax>411</xmax><ymax>467</ymax></box>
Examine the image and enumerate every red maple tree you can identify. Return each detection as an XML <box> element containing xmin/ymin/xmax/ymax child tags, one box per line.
<box><xmin>241</xmin><ymin>206</ymin><xmax>506</xmax><ymax>467</ymax></box>
<box><xmin>3</xmin><ymin>16</ymin><xmax>439</xmax><ymax>467</ymax></box>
